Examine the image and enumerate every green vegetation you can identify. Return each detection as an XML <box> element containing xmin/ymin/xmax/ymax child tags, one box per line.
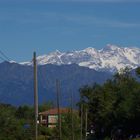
<box><xmin>0</xmin><ymin>68</ymin><xmax>140</xmax><ymax>140</ymax></box>
<box><xmin>79</xmin><ymin>68</ymin><xmax>140</xmax><ymax>139</ymax></box>
<box><xmin>0</xmin><ymin>103</ymin><xmax>81</xmax><ymax>140</ymax></box>
<box><xmin>38</xmin><ymin>111</ymin><xmax>81</xmax><ymax>140</ymax></box>
<box><xmin>0</xmin><ymin>102</ymin><xmax>54</xmax><ymax>140</ymax></box>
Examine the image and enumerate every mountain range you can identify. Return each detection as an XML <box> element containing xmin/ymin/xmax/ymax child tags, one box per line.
<box><xmin>21</xmin><ymin>44</ymin><xmax>140</xmax><ymax>72</ymax></box>
<box><xmin>1</xmin><ymin>44</ymin><xmax>140</xmax><ymax>106</ymax></box>
<box><xmin>0</xmin><ymin>62</ymin><xmax>111</xmax><ymax>106</ymax></box>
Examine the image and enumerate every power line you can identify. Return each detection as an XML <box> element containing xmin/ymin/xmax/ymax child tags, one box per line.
<box><xmin>56</xmin><ymin>79</ymin><xmax>62</xmax><ymax>140</ymax></box>
<box><xmin>33</xmin><ymin>52</ymin><xmax>39</xmax><ymax>140</ymax></box>
<box><xmin>80</xmin><ymin>104</ymin><xmax>83</xmax><ymax>140</ymax></box>
<box><xmin>0</xmin><ymin>50</ymin><xmax>11</xmax><ymax>61</ymax></box>
<box><xmin>0</xmin><ymin>56</ymin><xmax>5</xmax><ymax>61</ymax></box>
<box><xmin>71</xmin><ymin>91</ymin><xmax>75</xmax><ymax>140</ymax></box>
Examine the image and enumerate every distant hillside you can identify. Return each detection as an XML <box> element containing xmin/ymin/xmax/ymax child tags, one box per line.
<box><xmin>0</xmin><ymin>61</ymin><xmax>112</xmax><ymax>106</ymax></box>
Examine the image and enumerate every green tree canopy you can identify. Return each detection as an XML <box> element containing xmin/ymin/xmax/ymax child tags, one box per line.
<box><xmin>79</xmin><ymin>68</ymin><xmax>140</xmax><ymax>139</ymax></box>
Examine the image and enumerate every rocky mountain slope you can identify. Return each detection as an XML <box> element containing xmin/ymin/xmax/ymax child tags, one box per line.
<box><xmin>21</xmin><ymin>44</ymin><xmax>140</xmax><ymax>72</ymax></box>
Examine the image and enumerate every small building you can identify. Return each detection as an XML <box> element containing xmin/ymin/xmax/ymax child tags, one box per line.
<box><xmin>39</xmin><ymin>108</ymin><xmax>70</xmax><ymax>128</ymax></box>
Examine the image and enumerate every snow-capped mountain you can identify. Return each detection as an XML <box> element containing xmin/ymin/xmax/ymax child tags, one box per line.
<box><xmin>21</xmin><ymin>44</ymin><xmax>140</xmax><ymax>72</ymax></box>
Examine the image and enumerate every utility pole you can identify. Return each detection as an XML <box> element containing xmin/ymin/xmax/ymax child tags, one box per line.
<box><xmin>71</xmin><ymin>91</ymin><xmax>74</xmax><ymax>140</ymax></box>
<box><xmin>80</xmin><ymin>104</ymin><xmax>83</xmax><ymax>140</ymax></box>
<box><xmin>85</xmin><ymin>108</ymin><xmax>88</xmax><ymax>140</ymax></box>
<box><xmin>56</xmin><ymin>79</ymin><xmax>62</xmax><ymax>140</ymax></box>
<box><xmin>33</xmin><ymin>52</ymin><xmax>38</xmax><ymax>140</ymax></box>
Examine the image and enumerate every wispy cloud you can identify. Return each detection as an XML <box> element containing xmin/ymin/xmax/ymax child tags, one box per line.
<box><xmin>62</xmin><ymin>14</ymin><xmax>140</xmax><ymax>28</ymax></box>
<box><xmin>37</xmin><ymin>0</ymin><xmax>140</xmax><ymax>3</ymax></box>
<box><xmin>1</xmin><ymin>0</ymin><xmax>140</xmax><ymax>3</ymax></box>
<box><xmin>0</xmin><ymin>11</ymin><xmax>140</xmax><ymax>29</ymax></box>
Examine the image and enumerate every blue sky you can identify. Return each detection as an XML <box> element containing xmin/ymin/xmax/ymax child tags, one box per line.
<box><xmin>0</xmin><ymin>0</ymin><xmax>140</xmax><ymax>62</ymax></box>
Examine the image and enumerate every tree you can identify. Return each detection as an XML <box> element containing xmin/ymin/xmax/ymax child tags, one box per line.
<box><xmin>79</xmin><ymin>68</ymin><xmax>140</xmax><ymax>139</ymax></box>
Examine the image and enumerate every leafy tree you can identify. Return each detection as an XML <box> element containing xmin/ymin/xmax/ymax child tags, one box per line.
<box><xmin>79</xmin><ymin>68</ymin><xmax>140</xmax><ymax>139</ymax></box>
<box><xmin>38</xmin><ymin>101</ymin><xmax>53</xmax><ymax>112</ymax></box>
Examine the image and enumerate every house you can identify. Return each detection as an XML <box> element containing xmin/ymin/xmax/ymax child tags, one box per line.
<box><xmin>39</xmin><ymin>108</ymin><xmax>70</xmax><ymax>128</ymax></box>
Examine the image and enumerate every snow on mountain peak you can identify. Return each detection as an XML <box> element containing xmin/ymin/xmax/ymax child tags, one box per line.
<box><xmin>83</xmin><ymin>47</ymin><xmax>98</xmax><ymax>55</ymax></box>
<box><xmin>103</xmin><ymin>44</ymin><xmax>121</xmax><ymax>51</ymax></box>
<box><xmin>50</xmin><ymin>50</ymin><xmax>61</xmax><ymax>55</ymax></box>
<box><xmin>84</xmin><ymin>47</ymin><xmax>97</xmax><ymax>52</ymax></box>
<box><xmin>21</xmin><ymin>44</ymin><xmax>140</xmax><ymax>72</ymax></box>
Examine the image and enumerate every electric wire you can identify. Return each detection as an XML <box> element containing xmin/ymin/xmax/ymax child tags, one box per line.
<box><xmin>0</xmin><ymin>56</ymin><xmax>5</xmax><ymax>61</ymax></box>
<box><xmin>0</xmin><ymin>50</ymin><xmax>11</xmax><ymax>61</ymax></box>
